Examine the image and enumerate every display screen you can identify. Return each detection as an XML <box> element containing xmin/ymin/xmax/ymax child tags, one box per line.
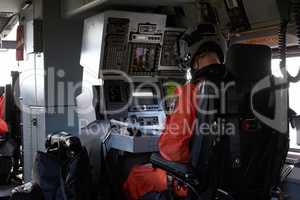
<box><xmin>134</xmin><ymin>97</ymin><xmax>158</xmax><ymax>105</ymax></box>
<box><xmin>104</xmin><ymin>80</ymin><xmax>129</xmax><ymax>104</ymax></box>
<box><xmin>133</xmin><ymin>47</ymin><xmax>155</xmax><ymax>71</ymax></box>
<box><xmin>160</xmin><ymin>30</ymin><xmax>183</xmax><ymax>67</ymax></box>
<box><xmin>129</xmin><ymin>43</ymin><xmax>159</xmax><ymax>75</ymax></box>
<box><xmin>132</xmin><ymin>89</ymin><xmax>158</xmax><ymax>106</ymax></box>
<box><xmin>108</xmin><ymin>85</ymin><xmax>123</xmax><ymax>103</ymax></box>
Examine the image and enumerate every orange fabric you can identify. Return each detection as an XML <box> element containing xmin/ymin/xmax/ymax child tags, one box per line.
<box><xmin>0</xmin><ymin>118</ymin><xmax>8</xmax><ymax>135</ymax></box>
<box><xmin>0</xmin><ymin>96</ymin><xmax>5</xmax><ymax>118</ymax></box>
<box><xmin>0</xmin><ymin>96</ymin><xmax>8</xmax><ymax>135</ymax></box>
<box><xmin>123</xmin><ymin>83</ymin><xmax>199</xmax><ymax>200</ymax></box>
<box><xmin>159</xmin><ymin>83</ymin><xmax>198</xmax><ymax>163</ymax></box>
<box><xmin>123</xmin><ymin>166</ymin><xmax>167</xmax><ymax>200</ymax></box>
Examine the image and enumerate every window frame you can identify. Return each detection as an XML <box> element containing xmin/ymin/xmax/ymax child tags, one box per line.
<box><xmin>271</xmin><ymin>48</ymin><xmax>300</xmax><ymax>152</ymax></box>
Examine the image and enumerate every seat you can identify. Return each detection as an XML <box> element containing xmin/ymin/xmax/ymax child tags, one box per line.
<box><xmin>150</xmin><ymin>44</ymin><xmax>289</xmax><ymax>200</ymax></box>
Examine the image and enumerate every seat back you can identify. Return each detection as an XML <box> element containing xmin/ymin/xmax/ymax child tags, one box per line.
<box><xmin>189</xmin><ymin>64</ymin><xmax>227</xmax><ymax>198</ymax></box>
<box><xmin>190</xmin><ymin>44</ymin><xmax>289</xmax><ymax>200</ymax></box>
<box><xmin>224</xmin><ymin>44</ymin><xmax>287</xmax><ymax>200</ymax></box>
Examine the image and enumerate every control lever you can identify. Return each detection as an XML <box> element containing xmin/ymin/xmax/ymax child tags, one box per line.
<box><xmin>110</xmin><ymin>119</ymin><xmax>141</xmax><ymax>129</ymax></box>
<box><xmin>110</xmin><ymin>119</ymin><xmax>143</xmax><ymax>136</ymax></box>
<box><xmin>127</xmin><ymin>128</ymin><xmax>142</xmax><ymax>137</ymax></box>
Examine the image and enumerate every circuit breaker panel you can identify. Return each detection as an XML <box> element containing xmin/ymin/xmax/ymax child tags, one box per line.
<box><xmin>80</xmin><ymin>11</ymin><xmax>167</xmax><ymax>77</ymax></box>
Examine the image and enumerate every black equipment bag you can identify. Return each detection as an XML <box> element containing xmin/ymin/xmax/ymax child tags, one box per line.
<box><xmin>32</xmin><ymin>132</ymin><xmax>92</xmax><ymax>200</ymax></box>
<box><xmin>32</xmin><ymin>151</ymin><xmax>64</xmax><ymax>200</ymax></box>
<box><xmin>0</xmin><ymin>156</ymin><xmax>12</xmax><ymax>184</ymax></box>
<box><xmin>10</xmin><ymin>182</ymin><xmax>44</xmax><ymax>200</ymax></box>
<box><xmin>0</xmin><ymin>140</ymin><xmax>15</xmax><ymax>184</ymax></box>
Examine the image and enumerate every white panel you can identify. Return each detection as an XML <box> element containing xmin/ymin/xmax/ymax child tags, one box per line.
<box><xmin>80</xmin><ymin>13</ymin><xmax>105</xmax><ymax>75</ymax></box>
<box><xmin>24</xmin><ymin>20</ymin><xmax>34</xmax><ymax>54</ymax></box>
<box><xmin>23</xmin><ymin>107</ymin><xmax>45</xmax><ymax>182</ymax></box>
<box><xmin>35</xmin><ymin>53</ymin><xmax>45</xmax><ymax>106</ymax></box>
<box><xmin>80</xmin><ymin>10</ymin><xmax>166</xmax><ymax>75</ymax></box>
<box><xmin>76</xmin><ymin>91</ymin><xmax>97</xmax><ymax>129</ymax></box>
<box><xmin>104</xmin><ymin>10</ymin><xmax>166</xmax><ymax>33</ymax></box>
<box><xmin>0</xmin><ymin>0</ymin><xmax>20</xmax><ymax>13</ymax></box>
<box><xmin>77</xmin><ymin>68</ymin><xmax>99</xmax><ymax>127</ymax></box>
<box><xmin>110</xmin><ymin>133</ymin><xmax>160</xmax><ymax>153</ymax></box>
<box><xmin>23</xmin><ymin>125</ymin><xmax>32</xmax><ymax>182</ymax></box>
<box><xmin>19</xmin><ymin>53</ymin><xmax>37</xmax><ymax>106</ymax></box>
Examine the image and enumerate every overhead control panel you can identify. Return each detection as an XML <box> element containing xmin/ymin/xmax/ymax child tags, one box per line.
<box><xmin>80</xmin><ymin>11</ymin><xmax>166</xmax><ymax>77</ymax></box>
<box><xmin>159</xmin><ymin>28</ymin><xmax>185</xmax><ymax>71</ymax></box>
<box><xmin>102</xmin><ymin>17</ymin><xmax>130</xmax><ymax>71</ymax></box>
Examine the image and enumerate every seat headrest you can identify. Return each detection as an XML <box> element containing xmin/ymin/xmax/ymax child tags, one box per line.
<box><xmin>225</xmin><ymin>44</ymin><xmax>272</xmax><ymax>82</ymax></box>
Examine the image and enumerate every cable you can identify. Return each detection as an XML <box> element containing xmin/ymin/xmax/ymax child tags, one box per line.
<box><xmin>281</xmin><ymin>0</ymin><xmax>300</xmax><ymax>82</ymax></box>
<box><xmin>293</xmin><ymin>0</ymin><xmax>300</xmax><ymax>46</ymax></box>
<box><xmin>288</xmin><ymin>0</ymin><xmax>300</xmax><ymax>82</ymax></box>
<box><xmin>278</xmin><ymin>21</ymin><xmax>288</xmax><ymax>78</ymax></box>
<box><xmin>278</xmin><ymin>0</ymin><xmax>300</xmax><ymax>83</ymax></box>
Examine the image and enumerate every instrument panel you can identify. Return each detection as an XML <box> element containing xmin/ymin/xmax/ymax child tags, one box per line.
<box><xmin>159</xmin><ymin>28</ymin><xmax>185</xmax><ymax>71</ymax></box>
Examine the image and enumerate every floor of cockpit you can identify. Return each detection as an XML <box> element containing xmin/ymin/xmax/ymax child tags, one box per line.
<box><xmin>0</xmin><ymin>185</ymin><xmax>15</xmax><ymax>200</ymax></box>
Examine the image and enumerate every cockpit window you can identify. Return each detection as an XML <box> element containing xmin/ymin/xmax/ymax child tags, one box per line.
<box><xmin>0</xmin><ymin>49</ymin><xmax>18</xmax><ymax>86</ymax></box>
<box><xmin>0</xmin><ymin>23</ymin><xmax>18</xmax><ymax>87</ymax></box>
<box><xmin>272</xmin><ymin>57</ymin><xmax>300</xmax><ymax>150</ymax></box>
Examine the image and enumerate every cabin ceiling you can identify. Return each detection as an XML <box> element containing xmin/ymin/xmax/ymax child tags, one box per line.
<box><xmin>0</xmin><ymin>12</ymin><xmax>14</xmax><ymax>32</ymax></box>
<box><xmin>235</xmin><ymin>0</ymin><xmax>279</xmax><ymax>28</ymax></box>
<box><xmin>0</xmin><ymin>0</ymin><xmax>21</xmax><ymax>38</ymax></box>
<box><xmin>243</xmin><ymin>0</ymin><xmax>280</xmax><ymax>27</ymax></box>
<box><xmin>62</xmin><ymin>0</ymin><xmax>281</xmax><ymax>30</ymax></box>
<box><xmin>0</xmin><ymin>0</ymin><xmax>284</xmax><ymax>39</ymax></box>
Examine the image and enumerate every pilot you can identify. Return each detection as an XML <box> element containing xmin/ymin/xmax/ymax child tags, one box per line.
<box><xmin>123</xmin><ymin>24</ymin><xmax>226</xmax><ymax>200</ymax></box>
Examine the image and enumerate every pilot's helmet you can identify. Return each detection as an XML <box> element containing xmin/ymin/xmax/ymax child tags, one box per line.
<box><xmin>177</xmin><ymin>23</ymin><xmax>227</xmax><ymax>70</ymax></box>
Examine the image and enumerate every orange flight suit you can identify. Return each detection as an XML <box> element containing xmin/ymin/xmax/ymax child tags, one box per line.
<box><xmin>123</xmin><ymin>82</ymin><xmax>199</xmax><ymax>200</ymax></box>
<box><xmin>0</xmin><ymin>96</ymin><xmax>8</xmax><ymax>135</ymax></box>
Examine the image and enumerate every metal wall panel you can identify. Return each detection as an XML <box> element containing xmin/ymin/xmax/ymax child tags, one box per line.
<box><xmin>45</xmin><ymin>106</ymin><xmax>79</xmax><ymax>136</ymax></box>
<box><xmin>35</xmin><ymin>53</ymin><xmax>45</xmax><ymax>106</ymax></box>
<box><xmin>43</xmin><ymin>0</ymin><xmax>83</xmax><ymax>107</ymax></box>
<box><xmin>23</xmin><ymin>107</ymin><xmax>45</xmax><ymax>182</ymax></box>
<box><xmin>19</xmin><ymin>53</ymin><xmax>37</xmax><ymax>106</ymax></box>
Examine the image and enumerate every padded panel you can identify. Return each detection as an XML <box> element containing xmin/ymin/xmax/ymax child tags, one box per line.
<box><xmin>226</xmin><ymin>44</ymin><xmax>272</xmax><ymax>82</ymax></box>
